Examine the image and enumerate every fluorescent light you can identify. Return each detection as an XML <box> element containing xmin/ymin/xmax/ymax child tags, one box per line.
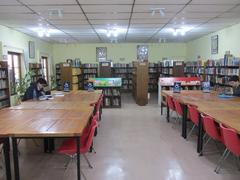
<box><xmin>180</xmin><ymin>30</ymin><xmax>186</xmax><ymax>36</ymax></box>
<box><xmin>173</xmin><ymin>29</ymin><xmax>177</xmax><ymax>36</ymax></box>
<box><xmin>38</xmin><ymin>31</ymin><xmax>44</xmax><ymax>37</ymax></box>
<box><xmin>113</xmin><ymin>30</ymin><xmax>118</xmax><ymax>37</ymax></box>
<box><xmin>151</xmin><ymin>10</ymin><xmax>155</xmax><ymax>16</ymax></box>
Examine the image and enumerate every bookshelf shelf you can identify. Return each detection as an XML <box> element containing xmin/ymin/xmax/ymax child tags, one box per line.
<box><xmin>29</xmin><ymin>63</ymin><xmax>43</xmax><ymax>82</ymax></box>
<box><xmin>0</xmin><ymin>61</ymin><xmax>10</xmax><ymax>109</ymax></box>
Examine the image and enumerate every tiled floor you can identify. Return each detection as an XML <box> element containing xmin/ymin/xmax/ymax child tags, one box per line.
<box><xmin>1</xmin><ymin>93</ymin><xmax>240</xmax><ymax>180</ymax></box>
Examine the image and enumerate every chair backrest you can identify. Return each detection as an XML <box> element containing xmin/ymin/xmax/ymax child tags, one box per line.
<box><xmin>220</xmin><ymin>123</ymin><xmax>240</xmax><ymax>156</ymax></box>
<box><xmin>173</xmin><ymin>99</ymin><xmax>183</xmax><ymax>116</ymax></box>
<box><xmin>187</xmin><ymin>104</ymin><xmax>199</xmax><ymax>125</ymax></box>
<box><xmin>81</xmin><ymin>121</ymin><xmax>98</xmax><ymax>153</ymax></box>
<box><xmin>82</xmin><ymin>114</ymin><xmax>98</xmax><ymax>142</ymax></box>
<box><xmin>166</xmin><ymin>96</ymin><xmax>175</xmax><ymax>111</ymax></box>
<box><xmin>201</xmin><ymin>114</ymin><xmax>222</xmax><ymax>142</ymax></box>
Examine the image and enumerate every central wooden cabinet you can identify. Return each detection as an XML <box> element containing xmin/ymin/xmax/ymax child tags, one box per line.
<box><xmin>132</xmin><ymin>61</ymin><xmax>149</xmax><ymax>106</ymax></box>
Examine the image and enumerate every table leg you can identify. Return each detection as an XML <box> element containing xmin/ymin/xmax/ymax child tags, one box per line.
<box><xmin>160</xmin><ymin>102</ymin><xmax>163</xmax><ymax>115</ymax></box>
<box><xmin>76</xmin><ymin>137</ymin><xmax>81</xmax><ymax>180</ymax></box>
<box><xmin>181</xmin><ymin>104</ymin><xmax>188</xmax><ymax>139</ymax></box>
<box><xmin>197</xmin><ymin>114</ymin><xmax>203</xmax><ymax>155</ymax></box>
<box><xmin>166</xmin><ymin>105</ymin><xmax>170</xmax><ymax>122</ymax></box>
<box><xmin>12</xmin><ymin>137</ymin><xmax>20</xmax><ymax>180</ymax></box>
<box><xmin>43</xmin><ymin>138</ymin><xmax>49</xmax><ymax>153</ymax></box>
<box><xmin>3</xmin><ymin>138</ymin><xmax>11</xmax><ymax>180</ymax></box>
<box><xmin>44</xmin><ymin>138</ymin><xmax>55</xmax><ymax>153</ymax></box>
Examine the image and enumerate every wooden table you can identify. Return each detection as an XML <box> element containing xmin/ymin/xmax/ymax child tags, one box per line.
<box><xmin>0</xmin><ymin>90</ymin><xmax>102</xmax><ymax>180</ymax></box>
<box><xmin>161</xmin><ymin>90</ymin><xmax>240</xmax><ymax>154</ymax></box>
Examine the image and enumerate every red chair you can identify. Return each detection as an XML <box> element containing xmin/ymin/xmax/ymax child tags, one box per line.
<box><xmin>201</xmin><ymin>114</ymin><xmax>223</xmax><ymax>154</ymax></box>
<box><xmin>215</xmin><ymin>123</ymin><xmax>240</xmax><ymax>173</ymax></box>
<box><xmin>187</xmin><ymin>105</ymin><xmax>199</xmax><ymax>139</ymax></box>
<box><xmin>171</xmin><ymin>98</ymin><xmax>183</xmax><ymax>127</ymax></box>
<box><xmin>166</xmin><ymin>96</ymin><xmax>175</xmax><ymax>119</ymax></box>
<box><xmin>57</xmin><ymin>118</ymin><xmax>98</xmax><ymax>179</ymax></box>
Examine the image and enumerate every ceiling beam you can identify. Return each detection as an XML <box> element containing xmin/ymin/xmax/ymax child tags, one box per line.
<box><xmin>75</xmin><ymin>0</ymin><xmax>103</xmax><ymax>42</ymax></box>
<box><xmin>124</xmin><ymin>0</ymin><xmax>136</xmax><ymax>41</ymax></box>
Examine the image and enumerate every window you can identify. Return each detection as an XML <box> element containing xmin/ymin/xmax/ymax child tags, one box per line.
<box><xmin>40</xmin><ymin>56</ymin><xmax>49</xmax><ymax>82</ymax></box>
<box><xmin>8</xmin><ymin>52</ymin><xmax>21</xmax><ymax>95</ymax></box>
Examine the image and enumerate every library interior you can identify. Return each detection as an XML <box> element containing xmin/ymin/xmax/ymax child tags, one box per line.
<box><xmin>0</xmin><ymin>0</ymin><xmax>240</xmax><ymax>180</ymax></box>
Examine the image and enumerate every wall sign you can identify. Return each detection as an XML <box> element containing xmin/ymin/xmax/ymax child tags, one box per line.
<box><xmin>211</xmin><ymin>35</ymin><xmax>218</xmax><ymax>54</ymax></box>
<box><xmin>137</xmin><ymin>45</ymin><xmax>148</xmax><ymax>61</ymax></box>
<box><xmin>96</xmin><ymin>47</ymin><xmax>107</xmax><ymax>62</ymax></box>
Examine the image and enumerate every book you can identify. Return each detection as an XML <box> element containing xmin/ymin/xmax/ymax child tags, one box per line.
<box><xmin>173</xmin><ymin>82</ymin><xmax>181</xmax><ymax>93</ymax></box>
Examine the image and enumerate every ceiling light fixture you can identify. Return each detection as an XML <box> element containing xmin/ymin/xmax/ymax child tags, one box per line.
<box><xmin>150</xmin><ymin>8</ymin><xmax>165</xmax><ymax>17</ymax></box>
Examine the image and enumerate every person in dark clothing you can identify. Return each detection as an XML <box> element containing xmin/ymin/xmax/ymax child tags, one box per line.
<box><xmin>23</xmin><ymin>78</ymin><xmax>49</xmax><ymax>101</ymax></box>
<box><xmin>228</xmin><ymin>75</ymin><xmax>240</xmax><ymax>96</ymax></box>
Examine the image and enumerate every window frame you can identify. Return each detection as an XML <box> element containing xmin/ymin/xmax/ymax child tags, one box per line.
<box><xmin>40</xmin><ymin>56</ymin><xmax>49</xmax><ymax>83</ymax></box>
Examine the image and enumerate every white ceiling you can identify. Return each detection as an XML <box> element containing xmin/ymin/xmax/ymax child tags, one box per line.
<box><xmin>0</xmin><ymin>0</ymin><xmax>239</xmax><ymax>43</ymax></box>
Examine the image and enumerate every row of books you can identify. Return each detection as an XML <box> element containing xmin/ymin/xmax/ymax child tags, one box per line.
<box><xmin>0</xmin><ymin>70</ymin><xmax>7</xmax><ymax>78</ymax></box>
<box><xmin>82</xmin><ymin>63</ymin><xmax>98</xmax><ymax>68</ymax></box>
<box><xmin>83</xmin><ymin>69</ymin><xmax>97</xmax><ymax>74</ymax></box>
<box><xmin>0</xmin><ymin>90</ymin><xmax>7</xmax><ymax>97</ymax></box>
<box><xmin>0</xmin><ymin>80</ymin><xmax>8</xmax><ymax>89</ymax></box>
<box><xmin>0</xmin><ymin>100</ymin><xmax>9</xmax><ymax>107</ymax></box>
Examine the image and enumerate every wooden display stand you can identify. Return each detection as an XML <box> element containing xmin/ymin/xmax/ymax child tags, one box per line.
<box><xmin>132</xmin><ymin>61</ymin><xmax>149</xmax><ymax>106</ymax></box>
<box><xmin>58</xmin><ymin>63</ymin><xmax>82</xmax><ymax>91</ymax></box>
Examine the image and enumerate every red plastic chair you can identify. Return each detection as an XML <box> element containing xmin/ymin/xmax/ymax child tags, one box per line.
<box><xmin>57</xmin><ymin>118</ymin><xmax>98</xmax><ymax>179</ymax></box>
<box><xmin>215</xmin><ymin>123</ymin><xmax>240</xmax><ymax>173</ymax></box>
<box><xmin>187</xmin><ymin>105</ymin><xmax>199</xmax><ymax>139</ymax></box>
<box><xmin>201</xmin><ymin>114</ymin><xmax>223</xmax><ymax>154</ymax></box>
<box><xmin>166</xmin><ymin>96</ymin><xmax>175</xmax><ymax>111</ymax></box>
<box><xmin>173</xmin><ymin>99</ymin><xmax>183</xmax><ymax>116</ymax></box>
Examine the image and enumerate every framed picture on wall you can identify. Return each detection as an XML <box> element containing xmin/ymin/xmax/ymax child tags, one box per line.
<box><xmin>137</xmin><ymin>45</ymin><xmax>148</xmax><ymax>61</ymax></box>
<box><xmin>29</xmin><ymin>41</ymin><xmax>35</xmax><ymax>58</ymax></box>
<box><xmin>211</xmin><ymin>35</ymin><xmax>218</xmax><ymax>54</ymax></box>
<box><xmin>96</xmin><ymin>47</ymin><xmax>107</xmax><ymax>62</ymax></box>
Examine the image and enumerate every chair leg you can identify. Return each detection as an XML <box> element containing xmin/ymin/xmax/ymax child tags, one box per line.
<box><xmin>32</xmin><ymin>139</ymin><xmax>40</xmax><ymax>147</ymax></box>
<box><xmin>64</xmin><ymin>156</ymin><xmax>73</xmax><ymax>170</ymax></box>
<box><xmin>83</xmin><ymin>154</ymin><xmax>93</xmax><ymax>169</ymax></box>
<box><xmin>81</xmin><ymin>169</ymin><xmax>87</xmax><ymax>180</ymax></box>
<box><xmin>199</xmin><ymin>136</ymin><xmax>211</xmax><ymax>155</ymax></box>
<box><xmin>186</xmin><ymin>124</ymin><xmax>196</xmax><ymax>140</ymax></box>
<box><xmin>215</xmin><ymin>149</ymin><xmax>230</xmax><ymax>174</ymax></box>
<box><xmin>235</xmin><ymin>156</ymin><xmax>240</xmax><ymax>171</ymax></box>
<box><xmin>92</xmin><ymin>147</ymin><xmax>96</xmax><ymax>154</ymax></box>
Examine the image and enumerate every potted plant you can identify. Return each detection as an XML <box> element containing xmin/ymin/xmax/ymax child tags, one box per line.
<box><xmin>14</xmin><ymin>71</ymin><xmax>33</xmax><ymax>105</ymax></box>
<box><xmin>50</xmin><ymin>75</ymin><xmax>57</xmax><ymax>90</ymax></box>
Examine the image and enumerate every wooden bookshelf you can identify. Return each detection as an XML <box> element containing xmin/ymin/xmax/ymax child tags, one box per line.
<box><xmin>57</xmin><ymin>63</ymin><xmax>82</xmax><ymax>91</ymax></box>
<box><xmin>56</xmin><ymin>63</ymin><xmax>61</xmax><ymax>90</ymax></box>
<box><xmin>112</xmin><ymin>63</ymin><xmax>132</xmax><ymax>92</ymax></box>
<box><xmin>162</xmin><ymin>60</ymin><xmax>184</xmax><ymax>77</ymax></box>
<box><xmin>0</xmin><ymin>61</ymin><xmax>10</xmax><ymax>109</ymax></box>
<box><xmin>132</xmin><ymin>61</ymin><xmax>149</xmax><ymax>106</ymax></box>
<box><xmin>82</xmin><ymin>63</ymin><xmax>98</xmax><ymax>89</ymax></box>
<box><xmin>148</xmin><ymin>63</ymin><xmax>159</xmax><ymax>92</ymax></box>
<box><xmin>29</xmin><ymin>63</ymin><xmax>43</xmax><ymax>82</ymax></box>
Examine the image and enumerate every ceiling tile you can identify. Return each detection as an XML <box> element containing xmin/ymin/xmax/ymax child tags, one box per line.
<box><xmin>191</xmin><ymin>0</ymin><xmax>240</xmax><ymax>5</ymax></box>
<box><xmin>90</xmin><ymin>19</ymin><xmax>128</xmax><ymax>25</ymax></box>
<box><xmin>82</xmin><ymin>5</ymin><xmax>131</xmax><ymax>13</ymax></box>
<box><xmin>29</xmin><ymin>5</ymin><xmax>83</xmax><ymax>14</ymax></box>
<box><xmin>49</xmin><ymin>19</ymin><xmax>88</xmax><ymax>25</ymax></box>
<box><xmin>41</xmin><ymin>13</ymin><xmax>85</xmax><ymax>20</ymax></box>
<box><xmin>135</xmin><ymin>0</ymin><xmax>189</xmax><ymax>4</ymax></box>
<box><xmin>134</xmin><ymin>4</ymin><xmax>185</xmax><ymax>13</ymax></box>
<box><xmin>132</xmin><ymin>12</ymin><xmax>175</xmax><ymax>19</ymax></box>
<box><xmin>0</xmin><ymin>5</ymin><xmax>31</xmax><ymax>13</ymax></box>
<box><xmin>20</xmin><ymin>0</ymin><xmax>77</xmax><ymax>5</ymax></box>
<box><xmin>0</xmin><ymin>0</ymin><xmax>21</xmax><ymax>5</ymax></box>
<box><xmin>130</xmin><ymin>24</ymin><xmax>164</xmax><ymax>28</ymax></box>
<box><xmin>131</xmin><ymin>19</ymin><xmax>169</xmax><ymax>24</ymax></box>
<box><xmin>184</xmin><ymin>5</ymin><xmax>235</xmax><ymax>13</ymax></box>
<box><xmin>77</xmin><ymin>0</ymin><xmax>133</xmax><ymax>4</ymax></box>
<box><xmin>86</xmin><ymin>13</ymin><xmax>130</xmax><ymax>20</ymax></box>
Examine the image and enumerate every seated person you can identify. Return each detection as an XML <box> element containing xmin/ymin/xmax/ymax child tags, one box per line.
<box><xmin>23</xmin><ymin>78</ymin><xmax>50</xmax><ymax>101</ymax></box>
<box><xmin>228</xmin><ymin>75</ymin><xmax>240</xmax><ymax>96</ymax></box>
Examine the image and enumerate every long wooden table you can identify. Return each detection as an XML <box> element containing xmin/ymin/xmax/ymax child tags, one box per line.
<box><xmin>161</xmin><ymin>90</ymin><xmax>240</xmax><ymax>154</ymax></box>
<box><xmin>0</xmin><ymin>90</ymin><xmax>102</xmax><ymax>180</ymax></box>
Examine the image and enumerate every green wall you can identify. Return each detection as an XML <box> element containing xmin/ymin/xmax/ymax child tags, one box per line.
<box><xmin>186</xmin><ymin>23</ymin><xmax>240</xmax><ymax>61</ymax></box>
<box><xmin>0</xmin><ymin>25</ymin><xmax>53</xmax><ymax>76</ymax></box>
<box><xmin>52</xmin><ymin>43</ymin><xmax>186</xmax><ymax>64</ymax></box>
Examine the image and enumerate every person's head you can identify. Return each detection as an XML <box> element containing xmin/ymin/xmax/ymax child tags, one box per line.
<box><xmin>229</xmin><ymin>75</ymin><xmax>240</xmax><ymax>87</ymax></box>
<box><xmin>36</xmin><ymin>78</ymin><xmax>48</xmax><ymax>91</ymax></box>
